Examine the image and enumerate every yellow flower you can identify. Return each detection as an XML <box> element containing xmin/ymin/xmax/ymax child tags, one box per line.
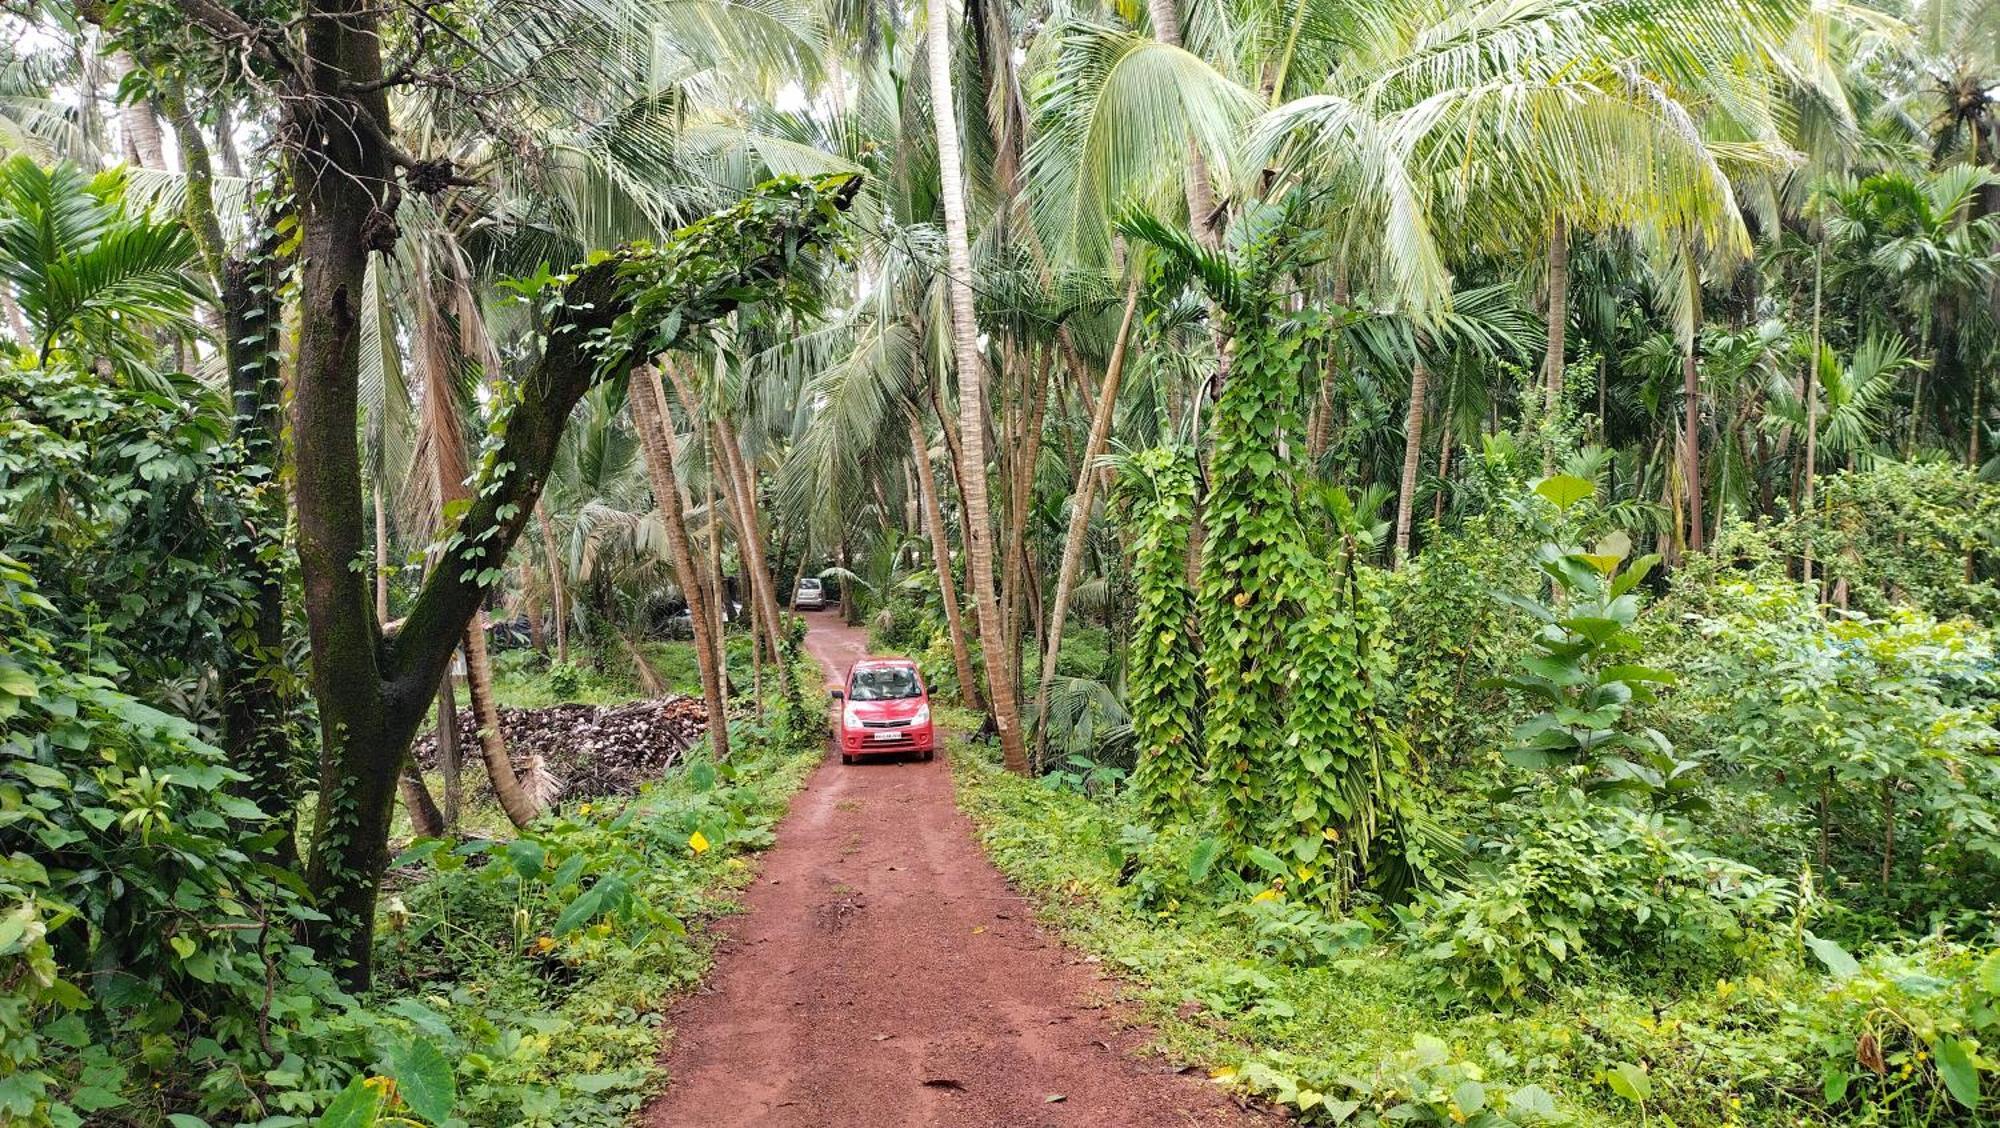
<box><xmin>688</xmin><ymin>830</ymin><xmax>710</xmax><ymax>854</ymax></box>
<box><xmin>533</xmin><ymin>935</ymin><xmax>557</xmax><ymax>953</ymax></box>
<box><xmin>1252</xmin><ymin>888</ymin><xmax>1280</xmax><ymax>903</ymax></box>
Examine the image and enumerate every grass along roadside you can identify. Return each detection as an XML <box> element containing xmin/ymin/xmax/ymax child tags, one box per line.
<box><xmin>949</xmin><ymin>738</ymin><xmax>1988</xmax><ymax>1128</ymax></box>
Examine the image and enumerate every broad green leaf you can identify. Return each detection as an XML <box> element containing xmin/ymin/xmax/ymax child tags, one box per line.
<box><xmin>315</xmin><ymin>1077</ymin><xmax>383</xmax><ymax>1128</ymax></box>
<box><xmin>1533</xmin><ymin>473</ymin><xmax>1595</xmax><ymax>511</ymax></box>
<box><xmin>387</xmin><ymin>1036</ymin><xmax>456</xmax><ymax>1124</ymax></box>
<box><xmin>1805</xmin><ymin>934</ymin><xmax>1860</xmax><ymax>980</ymax></box>
<box><xmin>1185</xmin><ymin>837</ymin><xmax>1223</xmax><ymax>882</ymax></box>
<box><xmin>1606</xmin><ymin>1062</ymin><xmax>1650</xmax><ymax>1104</ymax></box>
<box><xmin>506</xmin><ymin>839</ymin><xmax>547</xmax><ymax>879</ymax></box>
<box><xmin>554</xmin><ymin>888</ymin><xmax>600</xmax><ymax>936</ymax></box>
<box><xmin>1245</xmin><ymin>846</ymin><xmax>1290</xmax><ymax>878</ymax></box>
<box><xmin>1507</xmin><ymin>1084</ymin><xmax>1559</xmax><ymax>1120</ymax></box>
<box><xmin>1935</xmin><ymin>1036</ymin><xmax>1979</xmax><ymax>1108</ymax></box>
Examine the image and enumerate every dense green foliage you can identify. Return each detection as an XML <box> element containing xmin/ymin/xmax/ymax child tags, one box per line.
<box><xmin>5</xmin><ymin>544</ymin><xmax>816</xmax><ymax>1126</ymax></box>
<box><xmin>1118</xmin><ymin>447</ymin><xmax>1201</xmax><ymax>825</ymax></box>
<box><xmin>7</xmin><ymin>0</ymin><xmax>2000</xmax><ymax>1118</ymax></box>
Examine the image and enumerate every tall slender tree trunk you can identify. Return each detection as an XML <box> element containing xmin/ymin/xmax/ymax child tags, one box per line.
<box><xmin>461</xmin><ymin>620</ymin><xmax>536</xmax><ymax>823</ymax></box>
<box><xmin>1543</xmin><ymin>215</ymin><xmax>1568</xmax><ymax>416</ymax></box>
<box><xmin>1002</xmin><ymin>348</ymin><xmax>1051</xmax><ymax>709</ymax></box>
<box><xmin>414</xmin><ymin>248</ymin><xmax>530</xmax><ymax>828</ymax></box>
<box><xmin>1142</xmin><ymin>0</ymin><xmax>1219</xmax><ymax>248</ymax></box>
<box><xmin>910</xmin><ymin>415</ymin><xmax>986</xmax><ymax>712</ymax></box>
<box><xmin>929</xmin><ymin>0</ymin><xmax>1027</xmax><ymax>771</ymax></box>
<box><xmin>289</xmin><ymin>0</ymin><xmax>418</xmax><ymax>984</ymax></box>
<box><xmin>1804</xmin><ymin>246</ymin><xmax>1822</xmax><ymax>587</ymax></box>
<box><xmin>630</xmin><ymin>363</ymin><xmax>729</xmax><ymax>760</ymax></box>
<box><xmin>1394</xmin><ymin>357</ymin><xmax>1430</xmax><ymax>565</ymax></box>
<box><xmin>662</xmin><ymin>362</ymin><xmax>788</xmax><ymax>674</ymax></box>
<box><xmin>1307</xmin><ymin>270</ymin><xmax>1350</xmax><ymax>461</ymax></box>
<box><xmin>537</xmin><ymin>500</ymin><xmax>568</xmax><ymax>665</ymax></box>
<box><xmin>399</xmin><ymin>765</ymin><xmax>445</xmax><ymax>838</ymax></box>
<box><xmin>704</xmin><ymin>471</ymin><xmax>730</xmax><ymax>694</ymax></box>
<box><xmin>111</xmin><ymin>53</ymin><xmax>167</xmax><ymax>169</ymax></box>
<box><xmin>435</xmin><ymin>671</ymin><xmax>461</xmax><ymax>829</ymax></box>
<box><xmin>1683</xmin><ymin>247</ymin><xmax>1706</xmax><ymax>554</ymax></box>
<box><xmin>1033</xmin><ymin>277</ymin><xmax>1139</xmax><ymax>768</ymax></box>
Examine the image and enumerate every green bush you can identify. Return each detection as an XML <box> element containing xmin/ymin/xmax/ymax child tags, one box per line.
<box><xmin>1405</xmin><ymin>803</ymin><xmax>1789</xmax><ymax>1007</ymax></box>
<box><xmin>1</xmin><ymin>552</ymin><xmax>367</xmax><ymax>1125</ymax></box>
<box><xmin>1675</xmin><ymin>570</ymin><xmax>2000</xmax><ymax>934</ymax></box>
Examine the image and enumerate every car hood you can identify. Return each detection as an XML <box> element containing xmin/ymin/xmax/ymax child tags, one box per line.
<box><xmin>847</xmin><ymin>697</ymin><xmax>925</xmax><ymax>722</ymax></box>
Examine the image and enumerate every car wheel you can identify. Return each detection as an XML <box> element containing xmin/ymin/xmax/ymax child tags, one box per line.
<box><xmin>922</xmin><ymin>749</ymin><xmax>934</xmax><ymax>762</ymax></box>
<box><xmin>841</xmin><ymin>753</ymin><xmax>854</xmax><ymax>764</ymax></box>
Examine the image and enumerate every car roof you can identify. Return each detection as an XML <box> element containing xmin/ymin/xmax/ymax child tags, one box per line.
<box><xmin>851</xmin><ymin>658</ymin><xmax>917</xmax><ymax>671</ymax></box>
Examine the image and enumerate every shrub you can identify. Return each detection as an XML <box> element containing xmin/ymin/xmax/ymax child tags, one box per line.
<box><xmin>1405</xmin><ymin>802</ymin><xmax>1788</xmax><ymax>1007</ymax></box>
<box><xmin>1680</xmin><ymin>575</ymin><xmax>2000</xmax><ymax>932</ymax></box>
<box><xmin>1</xmin><ymin>552</ymin><xmax>367</xmax><ymax>1124</ymax></box>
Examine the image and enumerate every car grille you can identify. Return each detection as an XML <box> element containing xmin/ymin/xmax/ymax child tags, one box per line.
<box><xmin>860</xmin><ymin>718</ymin><xmax>910</xmax><ymax>728</ymax></box>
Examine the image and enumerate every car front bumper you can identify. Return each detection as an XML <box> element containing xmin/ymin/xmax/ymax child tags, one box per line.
<box><xmin>841</xmin><ymin>726</ymin><xmax>934</xmax><ymax>755</ymax></box>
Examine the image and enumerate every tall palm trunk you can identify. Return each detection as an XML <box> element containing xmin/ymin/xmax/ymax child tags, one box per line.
<box><xmin>434</xmin><ymin>670</ymin><xmax>462</xmax><ymax>829</ymax></box>
<box><xmin>929</xmin><ymin>0</ymin><xmax>1028</xmax><ymax>771</ymax></box>
<box><xmin>1034</xmin><ymin>277</ymin><xmax>1139</xmax><ymax>766</ymax></box>
<box><xmin>1683</xmin><ymin>250</ymin><xmax>1706</xmax><ymax>554</ymax></box>
<box><xmin>1394</xmin><ymin>357</ymin><xmax>1430</xmax><ymax>565</ymax></box>
<box><xmin>111</xmin><ymin>53</ymin><xmax>167</xmax><ymax>169</ymax></box>
<box><xmin>1433</xmin><ymin>422</ymin><xmax>1453</xmax><ymax>523</ymax></box>
<box><xmin>1002</xmin><ymin>348</ymin><xmax>1051</xmax><ymax>707</ymax></box>
<box><xmin>399</xmin><ymin>765</ymin><xmax>445</xmax><ymax>838</ymax></box>
<box><xmin>1543</xmin><ymin>214</ymin><xmax>1568</xmax><ymax>420</ymax></box>
<box><xmin>662</xmin><ymin>362</ymin><xmax>788</xmax><ymax>675</ymax></box>
<box><xmin>630</xmin><ymin>363</ymin><xmax>729</xmax><ymax>761</ymax></box>
<box><xmin>909</xmin><ymin>415</ymin><xmax>985</xmax><ymax>711</ymax></box>
<box><xmin>1804</xmin><ymin>246</ymin><xmax>1822</xmax><ymax>587</ymax></box>
<box><xmin>1142</xmin><ymin>0</ymin><xmax>1219</xmax><ymax>247</ymax></box>
<box><xmin>415</xmin><ymin>251</ymin><xmax>532</xmax><ymax>826</ymax></box>
<box><xmin>704</xmin><ymin>472</ymin><xmax>730</xmax><ymax>694</ymax></box>
<box><xmin>537</xmin><ymin>500</ymin><xmax>568</xmax><ymax>664</ymax></box>
<box><xmin>462</xmin><ymin>619</ymin><xmax>539</xmax><ymax>824</ymax></box>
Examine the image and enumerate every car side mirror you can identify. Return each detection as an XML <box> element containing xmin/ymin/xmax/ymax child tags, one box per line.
<box><xmin>830</xmin><ymin>689</ymin><xmax>845</xmax><ymax>702</ymax></box>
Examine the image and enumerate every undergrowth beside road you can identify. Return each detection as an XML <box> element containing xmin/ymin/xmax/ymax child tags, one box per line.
<box><xmin>952</xmin><ymin>741</ymin><xmax>1998</xmax><ymax>1128</ymax></box>
<box><xmin>361</xmin><ymin>726</ymin><xmax>820</xmax><ymax>1125</ymax></box>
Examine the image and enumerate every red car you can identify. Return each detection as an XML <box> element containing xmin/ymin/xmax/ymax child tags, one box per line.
<box><xmin>833</xmin><ymin>658</ymin><xmax>935</xmax><ymax>763</ymax></box>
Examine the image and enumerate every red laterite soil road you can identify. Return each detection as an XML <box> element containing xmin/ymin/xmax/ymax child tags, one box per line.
<box><xmin>643</xmin><ymin>610</ymin><xmax>1269</xmax><ymax>1128</ymax></box>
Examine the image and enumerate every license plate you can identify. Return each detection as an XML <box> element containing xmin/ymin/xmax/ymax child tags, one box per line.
<box><xmin>871</xmin><ymin>731</ymin><xmax>901</xmax><ymax>741</ymax></box>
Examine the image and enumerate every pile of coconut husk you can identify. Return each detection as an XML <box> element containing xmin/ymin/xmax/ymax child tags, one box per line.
<box><xmin>412</xmin><ymin>697</ymin><xmax>709</xmax><ymax>800</ymax></box>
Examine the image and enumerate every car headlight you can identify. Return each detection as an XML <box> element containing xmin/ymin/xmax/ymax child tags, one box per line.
<box><xmin>910</xmin><ymin>704</ymin><xmax>930</xmax><ymax>727</ymax></box>
<box><xmin>843</xmin><ymin>705</ymin><xmax>862</xmax><ymax>728</ymax></box>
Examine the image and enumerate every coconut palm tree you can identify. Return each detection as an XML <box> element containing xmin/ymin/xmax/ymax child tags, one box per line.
<box><xmin>927</xmin><ymin>0</ymin><xmax>1030</xmax><ymax>769</ymax></box>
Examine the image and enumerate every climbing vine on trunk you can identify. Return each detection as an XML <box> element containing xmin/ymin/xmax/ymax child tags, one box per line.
<box><xmin>1119</xmin><ymin>447</ymin><xmax>1202</xmax><ymax>826</ymax></box>
<box><xmin>1117</xmin><ymin>203</ymin><xmax>1434</xmax><ymax>902</ymax></box>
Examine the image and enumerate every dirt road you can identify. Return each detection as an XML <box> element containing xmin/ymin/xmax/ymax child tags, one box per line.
<box><xmin>643</xmin><ymin>610</ymin><xmax>1265</xmax><ymax>1127</ymax></box>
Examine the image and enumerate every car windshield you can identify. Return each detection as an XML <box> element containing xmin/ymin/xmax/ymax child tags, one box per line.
<box><xmin>848</xmin><ymin>667</ymin><xmax>920</xmax><ymax>701</ymax></box>
<box><xmin>799</xmin><ymin>579</ymin><xmax>821</xmax><ymax>592</ymax></box>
